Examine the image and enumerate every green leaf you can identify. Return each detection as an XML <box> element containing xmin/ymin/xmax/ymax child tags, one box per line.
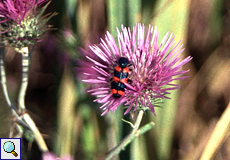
<box><xmin>107</xmin><ymin>0</ymin><xmax>126</xmax><ymax>36</ymax></box>
<box><xmin>148</xmin><ymin>0</ymin><xmax>190</xmax><ymax>159</ymax></box>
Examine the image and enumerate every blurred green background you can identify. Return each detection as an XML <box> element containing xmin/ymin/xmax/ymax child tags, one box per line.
<box><xmin>0</xmin><ymin>0</ymin><xmax>230</xmax><ymax>159</ymax></box>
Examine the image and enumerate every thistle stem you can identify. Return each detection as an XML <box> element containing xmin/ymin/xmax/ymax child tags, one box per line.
<box><xmin>0</xmin><ymin>45</ymin><xmax>28</xmax><ymax>129</ymax></box>
<box><xmin>0</xmin><ymin>45</ymin><xmax>17</xmax><ymax>110</ymax></box>
<box><xmin>200</xmin><ymin>101</ymin><xmax>230</xmax><ymax>160</ymax></box>
<box><xmin>16</xmin><ymin>47</ymin><xmax>48</xmax><ymax>152</ymax></box>
<box><xmin>104</xmin><ymin>110</ymin><xmax>144</xmax><ymax>160</ymax></box>
<box><xmin>17</xmin><ymin>47</ymin><xmax>29</xmax><ymax>113</ymax></box>
<box><xmin>23</xmin><ymin>113</ymin><xmax>48</xmax><ymax>152</ymax></box>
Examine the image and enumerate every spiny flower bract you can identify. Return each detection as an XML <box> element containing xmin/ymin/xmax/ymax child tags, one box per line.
<box><xmin>76</xmin><ymin>24</ymin><xmax>192</xmax><ymax>116</ymax></box>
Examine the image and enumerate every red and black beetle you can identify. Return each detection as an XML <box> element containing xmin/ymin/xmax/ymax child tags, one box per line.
<box><xmin>110</xmin><ymin>57</ymin><xmax>130</xmax><ymax>98</ymax></box>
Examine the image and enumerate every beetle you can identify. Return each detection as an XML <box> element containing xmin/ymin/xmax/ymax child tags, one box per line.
<box><xmin>110</xmin><ymin>57</ymin><xmax>130</xmax><ymax>98</ymax></box>
<box><xmin>111</xmin><ymin>81</ymin><xmax>125</xmax><ymax>97</ymax></box>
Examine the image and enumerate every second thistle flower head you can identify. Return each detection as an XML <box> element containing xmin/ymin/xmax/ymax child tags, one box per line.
<box><xmin>76</xmin><ymin>24</ymin><xmax>192</xmax><ymax>116</ymax></box>
<box><xmin>0</xmin><ymin>0</ymin><xmax>56</xmax><ymax>48</ymax></box>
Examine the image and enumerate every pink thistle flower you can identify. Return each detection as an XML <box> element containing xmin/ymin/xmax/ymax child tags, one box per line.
<box><xmin>76</xmin><ymin>24</ymin><xmax>192</xmax><ymax>116</ymax></box>
<box><xmin>0</xmin><ymin>0</ymin><xmax>56</xmax><ymax>48</ymax></box>
<box><xmin>42</xmin><ymin>152</ymin><xmax>74</xmax><ymax>160</ymax></box>
<box><xmin>0</xmin><ymin>0</ymin><xmax>48</xmax><ymax>25</ymax></box>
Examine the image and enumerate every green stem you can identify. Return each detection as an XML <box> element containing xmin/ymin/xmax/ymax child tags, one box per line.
<box><xmin>104</xmin><ymin>110</ymin><xmax>144</xmax><ymax>160</ymax></box>
<box><xmin>22</xmin><ymin>113</ymin><xmax>48</xmax><ymax>152</ymax></box>
<box><xmin>0</xmin><ymin>45</ymin><xmax>28</xmax><ymax>129</ymax></box>
<box><xmin>0</xmin><ymin>45</ymin><xmax>17</xmax><ymax>110</ymax></box>
<box><xmin>0</xmin><ymin>45</ymin><xmax>47</xmax><ymax>151</ymax></box>
<box><xmin>16</xmin><ymin>47</ymin><xmax>48</xmax><ymax>152</ymax></box>
<box><xmin>200</xmin><ymin>101</ymin><xmax>230</xmax><ymax>160</ymax></box>
<box><xmin>17</xmin><ymin>47</ymin><xmax>29</xmax><ymax>113</ymax></box>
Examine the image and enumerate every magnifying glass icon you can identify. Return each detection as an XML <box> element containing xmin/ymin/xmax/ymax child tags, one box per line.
<box><xmin>3</xmin><ymin>141</ymin><xmax>18</xmax><ymax>157</ymax></box>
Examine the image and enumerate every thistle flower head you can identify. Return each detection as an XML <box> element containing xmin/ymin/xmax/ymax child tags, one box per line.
<box><xmin>0</xmin><ymin>0</ymin><xmax>56</xmax><ymax>48</ymax></box>
<box><xmin>76</xmin><ymin>24</ymin><xmax>192</xmax><ymax>116</ymax></box>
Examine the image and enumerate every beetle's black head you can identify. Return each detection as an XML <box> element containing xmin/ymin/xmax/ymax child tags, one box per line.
<box><xmin>118</xmin><ymin>57</ymin><xmax>129</xmax><ymax>68</ymax></box>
